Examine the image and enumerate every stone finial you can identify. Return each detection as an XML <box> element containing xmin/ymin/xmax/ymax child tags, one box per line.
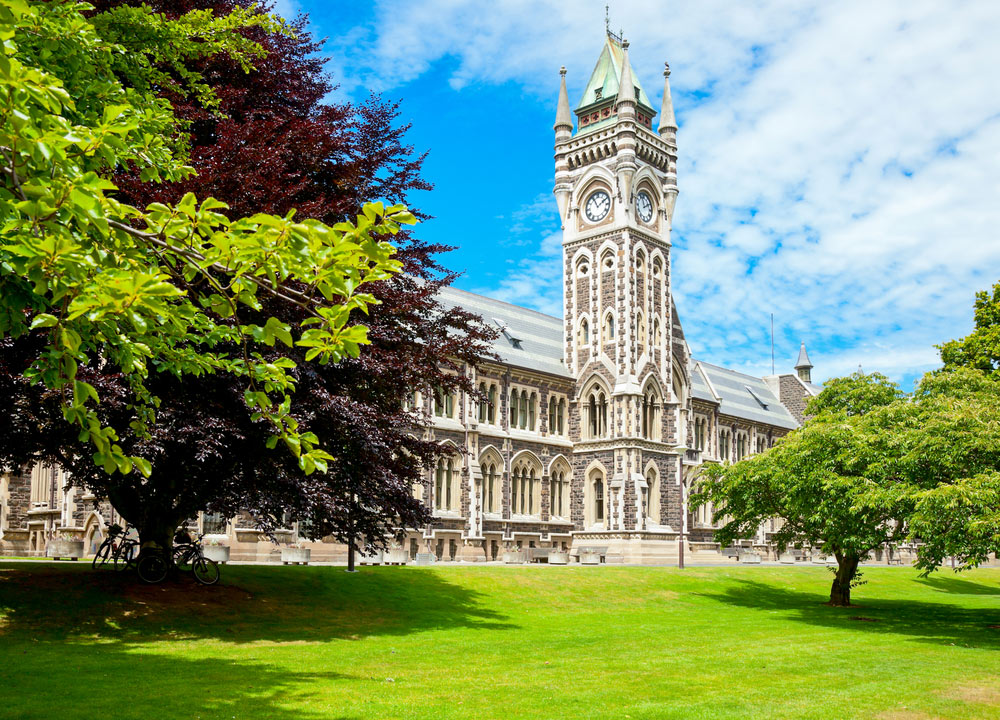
<box><xmin>554</xmin><ymin>65</ymin><xmax>573</xmax><ymax>134</ymax></box>
<box><xmin>616</xmin><ymin>40</ymin><xmax>637</xmax><ymax>107</ymax></box>
<box><xmin>658</xmin><ymin>60</ymin><xmax>678</xmax><ymax>134</ymax></box>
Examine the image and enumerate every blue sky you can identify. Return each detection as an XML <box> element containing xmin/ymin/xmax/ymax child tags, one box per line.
<box><xmin>273</xmin><ymin>0</ymin><xmax>1000</xmax><ymax>389</ymax></box>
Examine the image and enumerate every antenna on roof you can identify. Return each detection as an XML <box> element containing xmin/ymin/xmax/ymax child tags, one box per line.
<box><xmin>770</xmin><ymin>313</ymin><xmax>775</xmax><ymax>375</ymax></box>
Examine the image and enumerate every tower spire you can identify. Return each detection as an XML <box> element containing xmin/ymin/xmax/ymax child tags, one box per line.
<box><xmin>554</xmin><ymin>66</ymin><xmax>573</xmax><ymax>137</ymax></box>
<box><xmin>658</xmin><ymin>61</ymin><xmax>677</xmax><ymax>137</ymax></box>
<box><xmin>794</xmin><ymin>341</ymin><xmax>814</xmax><ymax>383</ymax></box>
<box><xmin>616</xmin><ymin>39</ymin><xmax>637</xmax><ymax>109</ymax></box>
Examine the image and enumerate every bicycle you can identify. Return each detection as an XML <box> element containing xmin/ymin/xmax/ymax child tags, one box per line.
<box><xmin>136</xmin><ymin>530</ymin><xmax>220</xmax><ymax>585</ymax></box>
<box><xmin>92</xmin><ymin>523</ymin><xmax>139</xmax><ymax>572</ymax></box>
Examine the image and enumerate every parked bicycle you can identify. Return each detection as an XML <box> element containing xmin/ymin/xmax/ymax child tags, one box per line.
<box><xmin>91</xmin><ymin>523</ymin><xmax>139</xmax><ymax>572</ymax></box>
<box><xmin>134</xmin><ymin>528</ymin><xmax>220</xmax><ymax>586</ymax></box>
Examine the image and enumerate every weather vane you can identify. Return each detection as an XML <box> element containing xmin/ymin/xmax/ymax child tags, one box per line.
<box><xmin>605</xmin><ymin>4</ymin><xmax>624</xmax><ymax>43</ymax></box>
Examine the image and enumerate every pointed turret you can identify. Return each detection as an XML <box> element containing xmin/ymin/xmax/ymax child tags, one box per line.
<box><xmin>554</xmin><ymin>66</ymin><xmax>573</xmax><ymax>141</ymax></box>
<box><xmin>658</xmin><ymin>62</ymin><xmax>677</xmax><ymax>137</ymax></box>
<box><xmin>615</xmin><ymin>40</ymin><xmax>637</xmax><ymax>113</ymax></box>
<box><xmin>552</xmin><ymin>66</ymin><xmax>573</xmax><ymax>228</ymax></box>
<box><xmin>794</xmin><ymin>342</ymin><xmax>814</xmax><ymax>383</ymax></box>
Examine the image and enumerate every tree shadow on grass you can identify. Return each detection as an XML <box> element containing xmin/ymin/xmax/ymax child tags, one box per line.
<box><xmin>0</xmin><ymin>639</ymin><xmax>354</xmax><ymax>720</ymax></box>
<box><xmin>915</xmin><ymin>574</ymin><xmax>1000</xmax><ymax>596</ymax></box>
<box><xmin>0</xmin><ymin>563</ymin><xmax>514</xmax><ymax>645</ymax></box>
<box><xmin>694</xmin><ymin>578</ymin><xmax>1000</xmax><ymax>649</ymax></box>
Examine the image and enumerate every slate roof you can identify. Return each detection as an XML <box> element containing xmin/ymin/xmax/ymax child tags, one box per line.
<box><xmin>691</xmin><ymin>361</ymin><xmax>800</xmax><ymax>430</ymax></box>
<box><xmin>436</xmin><ymin>286</ymin><xmax>571</xmax><ymax>378</ymax></box>
<box><xmin>437</xmin><ymin>286</ymin><xmax>801</xmax><ymax>429</ymax></box>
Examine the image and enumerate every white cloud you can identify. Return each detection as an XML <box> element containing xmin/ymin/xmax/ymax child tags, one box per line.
<box><xmin>324</xmin><ymin>0</ymin><xmax>1000</xmax><ymax>384</ymax></box>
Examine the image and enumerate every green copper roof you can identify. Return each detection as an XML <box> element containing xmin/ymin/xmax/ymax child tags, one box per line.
<box><xmin>575</xmin><ymin>35</ymin><xmax>655</xmax><ymax>116</ymax></box>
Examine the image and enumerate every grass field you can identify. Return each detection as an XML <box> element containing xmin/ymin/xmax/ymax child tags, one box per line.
<box><xmin>1</xmin><ymin>563</ymin><xmax>999</xmax><ymax>719</ymax></box>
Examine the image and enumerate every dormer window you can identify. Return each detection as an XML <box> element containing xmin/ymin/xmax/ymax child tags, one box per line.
<box><xmin>594</xmin><ymin>88</ymin><xmax>603</xmax><ymax>100</ymax></box>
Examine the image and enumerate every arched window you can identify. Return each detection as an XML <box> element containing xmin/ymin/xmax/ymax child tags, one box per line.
<box><xmin>549</xmin><ymin>467</ymin><xmax>569</xmax><ymax>518</ymax></box>
<box><xmin>588</xmin><ymin>394</ymin><xmax>598</xmax><ymax>437</ymax></box>
<box><xmin>488</xmin><ymin>385</ymin><xmax>497</xmax><ymax>423</ymax></box>
<box><xmin>518</xmin><ymin>390</ymin><xmax>528</xmax><ymax>429</ymax></box>
<box><xmin>652</xmin><ymin>257</ymin><xmax>663</xmax><ymax>279</ymax></box>
<box><xmin>558</xmin><ymin>399</ymin><xmax>565</xmax><ymax>434</ymax></box>
<box><xmin>548</xmin><ymin>397</ymin><xmax>557</xmax><ymax>434</ymax></box>
<box><xmin>511</xmin><ymin>458</ymin><xmax>540</xmax><ymax>516</ymax></box>
<box><xmin>434</xmin><ymin>456</ymin><xmax>457</xmax><ymax>511</ymax></box>
<box><xmin>478</xmin><ymin>382</ymin><xmax>488</xmax><ymax>423</ymax></box>
<box><xmin>593</xmin><ymin>474</ymin><xmax>605</xmax><ymax>525</ymax></box>
<box><xmin>642</xmin><ymin>386</ymin><xmax>660</xmax><ymax>440</ymax></box>
<box><xmin>576</xmin><ymin>259</ymin><xmax>590</xmax><ymax>278</ymax></box>
<box><xmin>636</xmin><ymin>250</ymin><xmax>646</xmax><ymax>276</ymax></box>
<box><xmin>646</xmin><ymin>468</ymin><xmax>660</xmax><ymax>525</ymax></box>
<box><xmin>527</xmin><ymin>467</ymin><xmax>536</xmax><ymax>514</ymax></box>
<box><xmin>599</xmin><ymin>393</ymin><xmax>608</xmax><ymax>436</ymax></box>
<box><xmin>433</xmin><ymin>387</ymin><xmax>454</xmax><ymax>418</ymax></box>
<box><xmin>580</xmin><ymin>318</ymin><xmax>590</xmax><ymax>346</ymax></box>
<box><xmin>434</xmin><ymin>459</ymin><xmax>444</xmax><ymax>510</ymax></box>
<box><xmin>604</xmin><ymin>313</ymin><xmax>615</xmax><ymax>341</ymax></box>
<box><xmin>528</xmin><ymin>392</ymin><xmax>537</xmax><ymax>431</ymax></box>
<box><xmin>636</xmin><ymin>313</ymin><xmax>646</xmax><ymax>351</ymax></box>
<box><xmin>483</xmin><ymin>461</ymin><xmax>498</xmax><ymax>513</ymax></box>
<box><xmin>653</xmin><ymin>318</ymin><xmax>661</xmax><ymax>346</ymax></box>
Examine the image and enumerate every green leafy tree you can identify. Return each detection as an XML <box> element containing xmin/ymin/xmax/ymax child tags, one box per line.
<box><xmin>906</xmin><ymin>369</ymin><xmax>1000</xmax><ymax>572</ymax></box>
<box><xmin>693</xmin><ymin>373</ymin><xmax>911</xmax><ymax>606</ymax></box>
<box><xmin>806</xmin><ymin>371</ymin><xmax>904</xmax><ymax>416</ymax></box>
<box><xmin>938</xmin><ymin>281</ymin><xmax>1000</xmax><ymax>379</ymax></box>
<box><xmin>0</xmin><ymin>1</ymin><xmax>410</xmax><ymax>483</ymax></box>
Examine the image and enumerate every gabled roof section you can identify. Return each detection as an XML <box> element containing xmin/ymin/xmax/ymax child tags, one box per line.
<box><xmin>436</xmin><ymin>286</ymin><xmax>570</xmax><ymax>378</ymax></box>
<box><xmin>691</xmin><ymin>360</ymin><xmax>800</xmax><ymax>430</ymax></box>
<box><xmin>576</xmin><ymin>35</ymin><xmax>655</xmax><ymax>121</ymax></box>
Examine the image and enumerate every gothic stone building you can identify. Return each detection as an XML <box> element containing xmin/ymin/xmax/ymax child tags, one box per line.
<box><xmin>0</xmin><ymin>33</ymin><xmax>821</xmax><ymax>563</ymax></box>
<box><xmin>398</xmin><ymin>33</ymin><xmax>822</xmax><ymax>564</ymax></box>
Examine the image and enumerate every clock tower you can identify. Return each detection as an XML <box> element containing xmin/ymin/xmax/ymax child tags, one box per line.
<box><xmin>554</xmin><ymin>30</ymin><xmax>690</xmax><ymax>559</ymax></box>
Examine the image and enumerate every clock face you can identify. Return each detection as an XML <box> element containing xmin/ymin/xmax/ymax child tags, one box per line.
<box><xmin>636</xmin><ymin>191</ymin><xmax>654</xmax><ymax>223</ymax></box>
<box><xmin>584</xmin><ymin>190</ymin><xmax>611</xmax><ymax>223</ymax></box>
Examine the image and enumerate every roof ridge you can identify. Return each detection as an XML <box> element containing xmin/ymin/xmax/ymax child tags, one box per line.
<box><xmin>693</xmin><ymin>358</ymin><xmax>767</xmax><ymax>382</ymax></box>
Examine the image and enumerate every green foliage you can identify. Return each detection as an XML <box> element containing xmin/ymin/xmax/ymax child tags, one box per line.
<box><xmin>0</xmin><ymin>0</ymin><xmax>410</xmax><ymax>477</ymax></box>
<box><xmin>938</xmin><ymin>280</ymin><xmax>1000</xmax><ymax>379</ymax></box>
<box><xmin>911</xmin><ymin>471</ymin><xmax>1000</xmax><ymax>572</ymax></box>
<box><xmin>806</xmin><ymin>370</ymin><xmax>903</xmax><ymax>416</ymax></box>
<box><xmin>693</xmin><ymin>409</ymin><xmax>912</xmax><ymax>562</ymax></box>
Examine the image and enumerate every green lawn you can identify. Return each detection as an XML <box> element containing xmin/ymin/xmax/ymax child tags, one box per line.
<box><xmin>1</xmin><ymin>563</ymin><xmax>999</xmax><ymax>720</ymax></box>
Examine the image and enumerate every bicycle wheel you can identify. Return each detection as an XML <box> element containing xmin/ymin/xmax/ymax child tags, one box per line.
<box><xmin>113</xmin><ymin>541</ymin><xmax>137</xmax><ymax>572</ymax></box>
<box><xmin>173</xmin><ymin>545</ymin><xmax>195</xmax><ymax>573</ymax></box>
<box><xmin>192</xmin><ymin>557</ymin><xmax>220</xmax><ymax>586</ymax></box>
<box><xmin>136</xmin><ymin>553</ymin><xmax>168</xmax><ymax>584</ymax></box>
<box><xmin>92</xmin><ymin>540</ymin><xmax>112</xmax><ymax>569</ymax></box>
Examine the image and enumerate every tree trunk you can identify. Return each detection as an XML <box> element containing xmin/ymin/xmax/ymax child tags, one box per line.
<box><xmin>829</xmin><ymin>552</ymin><xmax>861</xmax><ymax>606</ymax></box>
<box><xmin>347</xmin><ymin>538</ymin><xmax>356</xmax><ymax>572</ymax></box>
<box><xmin>106</xmin><ymin>487</ymin><xmax>179</xmax><ymax>560</ymax></box>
